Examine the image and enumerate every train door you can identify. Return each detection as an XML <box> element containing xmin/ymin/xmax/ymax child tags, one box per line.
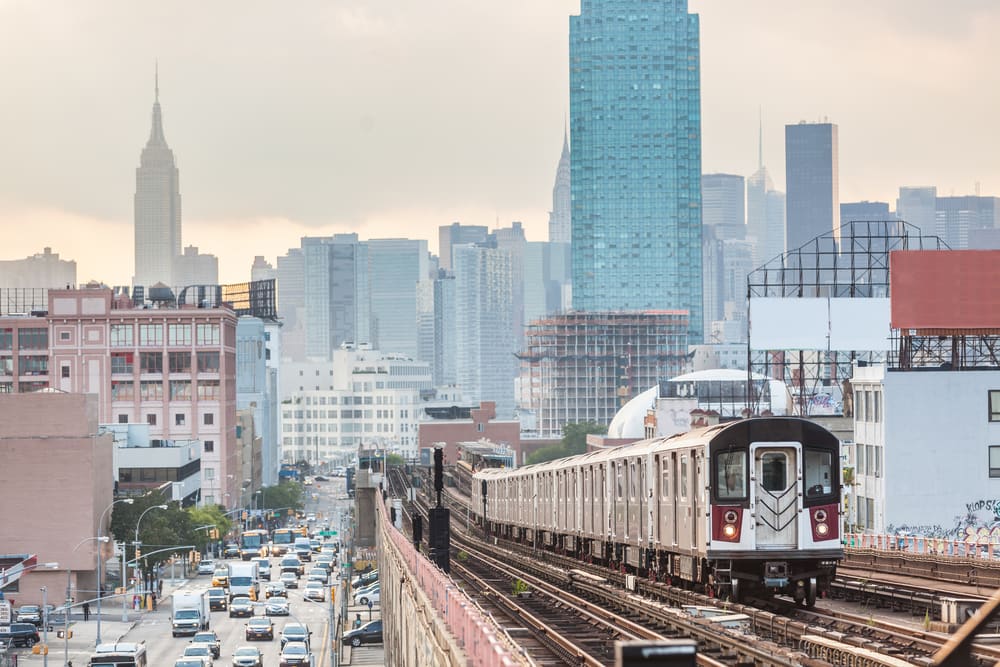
<box><xmin>677</xmin><ymin>452</ymin><xmax>691</xmax><ymax>549</ymax></box>
<box><xmin>751</xmin><ymin>444</ymin><xmax>799</xmax><ymax>548</ymax></box>
<box><xmin>669</xmin><ymin>452</ymin><xmax>678</xmax><ymax>546</ymax></box>
<box><xmin>639</xmin><ymin>458</ymin><xmax>647</xmax><ymax>544</ymax></box>
<box><xmin>693</xmin><ymin>450</ymin><xmax>704</xmax><ymax>550</ymax></box>
<box><xmin>654</xmin><ymin>454</ymin><xmax>663</xmax><ymax>545</ymax></box>
<box><xmin>614</xmin><ymin>461</ymin><xmax>625</xmax><ymax>540</ymax></box>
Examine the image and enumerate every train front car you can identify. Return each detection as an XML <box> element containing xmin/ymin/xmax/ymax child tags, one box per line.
<box><xmin>708</xmin><ymin>418</ymin><xmax>842</xmax><ymax>607</ymax></box>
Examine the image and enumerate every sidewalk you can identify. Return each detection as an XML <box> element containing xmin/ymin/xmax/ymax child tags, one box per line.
<box><xmin>5</xmin><ymin>578</ymin><xmax>188</xmax><ymax>665</ymax></box>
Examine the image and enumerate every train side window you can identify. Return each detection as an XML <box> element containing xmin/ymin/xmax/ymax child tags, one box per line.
<box><xmin>616</xmin><ymin>463</ymin><xmax>624</xmax><ymax>500</ymax></box>
<box><xmin>629</xmin><ymin>461</ymin><xmax>637</xmax><ymax>500</ymax></box>
<box><xmin>661</xmin><ymin>460</ymin><xmax>669</xmax><ymax>499</ymax></box>
<box><xmin>716</xmin><ymin>450</ymin><xmax>747</xmax><ymax>501</ymax></box>
<box><xmin>680</xmin><ymin>455</ymin><xmax>688</xmax><ymax>500</ymax></box>
<box><xmin>761</xmin><ymin>452</ymin><xmax>788</xmax><ymax>492</ymax></box>
<box><xmin>804</xmin><ymin>448</ymin><xmax>833</xmax><ymax>496</ymax></box>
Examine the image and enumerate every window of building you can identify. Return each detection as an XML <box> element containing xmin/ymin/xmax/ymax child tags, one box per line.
<box><xmin>873</xmin><ymin>391</ymin><xmax>881</xmax><ymax>423</ymax></box>
<box><xmin>61</xmin><ymin>365</ymin><xmax>70</xmax><ymax>379</ymax></box>
<box><xmin>111</xmin><ymin>353</ymin><xmax>134</xmax><ymax>374</ymax></box>
<box><xmin>196</xmin><ymin>323</ymin><xmax>220</xmax><ymax>346</ymax></box>
<box><xmin>0</xmin><ymin>358</ymin><xmax>11</xmax><ymax>375</ymax></box>
<box><xmin>175</xmin><ymin>413</ymin><xmax>185</xmax><ymax>426</ymax></box>
<box><xmin>60</xmin><ymin>331</ymin><xmax>70</xmax><ymax>341</ymax></box>
<box><xmin>168</xmin><ymin>323</ymin><xmax>192</xmax><ymax>346</ymax></box>
<box><xmin>198</xmin><ymin>380</ymin><xmax>220</xmax><ymax>401</ymax></box>
<box><xmin>146</xmin><ymin>413</ymin><xmax>157</xmax><ymax>425</ymax></box>
<box><xmin>111</xmin><ymin>381</ymin><xmax>134</xmax><ymax>401</ymax></box>
<box><xmin>20</xmin><ymin>355</ymin><xmax>47</xmax><ymax>375</ymax></box>
<box><xmin>170</xmin><ymin>380</ymin><xmax>191</xmax><ymax>400</ymax></box>
<box><xmin>18</xmin><ymin>328</ymin><xmax>48</xmax><ymax>350</ymax></box>
<box><xmin>204</xmin><ymin>440</ymin><xmax>214</xmax><ymax>453</ymax></box>
<box><xmin>140</xmin><ymin>352</ymin><xmax>163</xmax><ymax>374</ymax></box>
<box><xmin>110</xmin><ymin>324</ymin><xmax>133</xmax><ymax>347</ymax></box>
<box><xmin>169</xmin><ymin>352</ymin><xmax>191</xmax><ymax>373</ymax></box>
<box><xmin>138</xmin><ymin>324</ymin><xmax>163</xmax><ymax>346</ymax></box>
<box><xmin>991</xmin><ymin>391</ymin><xmax>1000</xmax><ymax>422</ymax></box>
<box><xmin>204</xmin><ymin>467</ymin><xmax>214</xmax><ymax>479</ymax></box>
<box><xmin>990</xmin><ymin>446</ymin><xmax>1000</xmax><ymax>478</ymax></box>
<box><xmin>476</xmin><ymin>423</ymin><xmax>484</xmax><ymax>433</ymax></box>
<box><xmin>0</xmin><ymin>329</ymin><xmax>12</xmax><ymax>351</ymax></box>
<box><xmin>118</xmin><ymin>414</ymin><xmax>128</xmax><ymax>424</ymax></box>
<box><xmin>140</xmin><ymin>380</ymin><xmax>163</xmax><ymax>401</ymax></box>
<box><xmin>204</xmin><ymin>413</ymin><xmax>215</xmax><ymax>425</ymax></box>
<box><xmin>197</xmin><ymin>352</ymin><xmax>220</xmax><ymax>373</ymax></box>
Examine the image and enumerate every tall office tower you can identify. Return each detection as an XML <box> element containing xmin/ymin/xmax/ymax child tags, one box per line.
<box><xmin>302</xmin><ymin>235</ymin><xmax>370</xmax><ymax>359</ymax></box>
<box><xmin>276</xmin><ymin>248</ymin><xmax>305</xmax><ymax>360</ymax></box>
<box><xmin>368</xmin><ymin>238</ymin><xmax>429</xmax><ymax>358</ymax></box>
<box><xmin>747</xmin><ymin>144</ymin><xmax>786</xmax><ymax>270</ymax></box>
<box><xmin>896</xmin><ymin>187</ymin><xmax>937</xmax><ymax>238</ymax></box>
<box><xmin>432</xmin><ymin>271</ymin><xmax>458</xmax><ymax>387</ymax></box>
<box><xmin>438</xmin><ymin>222</ymin><xmax>488</xmax><ymax>271</ymax></box>
<box><xmin>489</xmin><ymin>222</ymin><xmax>526</xmax><ymax>349</ymax></box>
<box><xmin>702</xmin><ymin>174</ymin><xmax>746</xmax><ymax>240</ymax></box>
<box><xmin>935</xmin><ymin>196</ymin><xmax>1000</xmax><ymax>249</ymax></box>
<box><xmin>570</xmin><ymin>0</ymin><xmax>703</xmax><ymax>341</ymax></box>
<box><xmin>523</xmin><ymin>241</ymin><xmax>571</xmax><ymax>327</ymax></box>
<box><xmin>785</xmin><ymin>121</ymin><xmax>839</xmax><ymax>251</ymax></box>
<box><xmin>416</xmin><ymin>279</ymin><xmax>435</xmax><ymax>366</ymax></box>
<box><xmin>453</xmin><ymin>244</ymin><xmax>514</xmax><ymax>418</ymax></box>
<box><xmin>840</xmin><ymin>202</ymin><xmax>893</xmax><ymax>230</ymax></box>
<box><xmin>0</xmin><ymin>247</ymin><xmax>76</xmax><ymax>290</ymax></box>
<box><xmin>548</xmin><ymin>129</ymin><xmax>571</xmax><ymax>243</ymax></box>
<box><xmin>134</xmin><ymin>73</ymin><xmax>182</xmax><ymax>288</ymax></box>
<box><xmin>251</xmin><ymin>256</ymin><xmax>276</xmax><ymax>283</ymax></box>
<box><xmin>173</xmin><ymin>245</ymin><xmax>219</xmax><ymax>287</ymax></box>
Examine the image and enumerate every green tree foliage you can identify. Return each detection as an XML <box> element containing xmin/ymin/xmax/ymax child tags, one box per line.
<box><xmin>258</xmin><ymin>482</ymin><xmax>304</xmax><ymax>511</ymax></box>
<box><xmin>109</xmin><ymin>491</ymin><xmax>197</xmax><ymax>583</ymax></box>
<box><xmin>187</xmin><ymin>504</ymin><xmax>233</xmax><ymax>545</ymax></box>
<box><xmin>385</xmin><ymin>453</ymin><xmax>405</xmax><ymax>466</ymax></box>
<box><xmin>524</xmin><ymin>421</ymin><xmax>608</xmax><ymax>465</ymax></box>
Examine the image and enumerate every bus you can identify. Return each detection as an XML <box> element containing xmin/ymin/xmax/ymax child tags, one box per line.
<box><xmin>90</xmin><ymin>641</ymin><xmax>147</xmax><ymax>667</ymax></box>
<box><xmin>239</xmin><ymin>529</ymin><xmax>269</xmax><ymax>560</ymax></box>
<box><xmin>270</xmin><ymin>527</ymin><xmax>297</xmax><ymax>556</ymax></box>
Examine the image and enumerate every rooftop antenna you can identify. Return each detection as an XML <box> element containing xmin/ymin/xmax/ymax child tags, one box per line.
<box><xmin>757</xmin><ymin>106</ymin><xmax>763</xmax><ymax>170</ymax></box>
<box><xmin>155</xmin><ymin>60</ymin><xmax>159</xmax><ymax>103</ymax></box>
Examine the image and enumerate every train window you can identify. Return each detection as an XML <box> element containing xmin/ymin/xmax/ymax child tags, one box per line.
<box><xmin>761</xmin><ymin>452</ymin><xmax>788</xmax><ymax>492</ymax></box>
<box><xmin>680</xmin><ymin>455</ymin><xmax>688</xmax><ymax>500</ymax></box>
<box><xmin>804</xmin><ymin>449</ymin><xmax>833</xmax><ymax>496</ymax></box>
<box><xmin>629</xmin><ymin>462</ymin><xmax>637</xmax><ymax>500</ymax></box>
<box><xmin>661</xmin><ymin>461</ymin><xmax>669</xmax><ymax>499</ymax></box>
<box><xmin>716</xmin><ymin>450</ymin><xmax>747</xmax><ymax>501</ymax></box>
<box><xmin>616</xmin><ymin>463</ymin><xmax>624</xmax><ymax>499</ymax></box>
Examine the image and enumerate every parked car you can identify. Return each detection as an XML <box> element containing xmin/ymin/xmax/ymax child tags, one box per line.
<box><xmin>14</xmin><ymin>605</ymin><xmax>42</xmax><ymax>626</ymax></box>
<box><xmin>182</xmin><ymin>643</ymin><xmax>216</xmax><ymax>666</ymax></box>
<box><xmin>351</xmin><ymin>570</ymin><xmax>378</xmax><ymax>589</ymax></box>
<box><xmin>191</xmin><ymin>631</ymin><xmax>221</xmax><ymax>658</ymax></box>
<box><xmin>207</xmin><ymin>587</ymin><xmax>228</xmax><ymax>611</ymax></box>
<box><xmin>230</xmin><ymin>646</ymin><xmax>264</xmax><ymax>667</ymax></box>
<box><xmin>265</xmin><ymin>595</ymin><xmax>290</xmax><ymax>616</ymax></box>
<box><xmin>341</xmin><ymin>619</ymin><xmax>382</xmax><ymax>647</ymax></box>
<box><xmin>245</xmin><ymin>617</ymin><xmax>274</xmax><ymax>641</ymax></box>
<box><xmin>228</xmin><ymin>596</ymin><xmax>254</xmax><ymax>618</ymax></box>
<box><xmin>279</xmin><ymin>622</ymin><xmax>310</xmax><ymax>649</ymax></box>
<box><xmin>303</xmin><ymin>581</ymin><xmax>326</xmax><ymax>602</ymax></box>
<box><xmin>0</xmin><ymin>622</ymin><xmax>40</xmax><ymax>647</ymax></box>
<box><xmin>354</xmin><ymin>587</ymin><xmax>379</xmax><ymax>607</ymax></box>
<box><xmin>278</xmin><ymin>641</ymin><xmax>311</xmax><ymax>667</ymax></box>
<box><xmin>280</xmin><ymin>572</ymin><xmax>299</xmax><ymax>589</ymax></box>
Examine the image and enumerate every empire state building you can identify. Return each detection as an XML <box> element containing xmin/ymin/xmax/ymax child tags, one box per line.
<box><xmin>134</xmin><ymin>73</ymin><xmax>181</xmax><ymax>288</ymax></box>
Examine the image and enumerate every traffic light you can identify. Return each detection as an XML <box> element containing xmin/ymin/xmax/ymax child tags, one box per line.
<box><xmin>135</xmin><ymin>547</ymin><xmax>141</xmax><ymax>560</ymax></box>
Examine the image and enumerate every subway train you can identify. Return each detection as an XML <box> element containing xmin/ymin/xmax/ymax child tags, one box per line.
<box><xmin>471</xmin><ymin>417</ymin><xmax>842</xmax><ymax>606</ymax></box>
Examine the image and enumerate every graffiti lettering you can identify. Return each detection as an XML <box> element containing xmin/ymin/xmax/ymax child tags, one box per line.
<box><xmin>966</xmin><ymin>499</ymin><xmax>1000</xmax><ymax>514</ymax></box>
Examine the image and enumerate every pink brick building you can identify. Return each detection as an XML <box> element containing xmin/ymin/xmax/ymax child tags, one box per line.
<box><xmin>0</xmin><ymin>286</ymin><xmax>239</xmax><ymax>507</ymax></box>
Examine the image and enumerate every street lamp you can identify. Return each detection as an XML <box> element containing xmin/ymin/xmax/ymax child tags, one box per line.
<box><xmin>32</xmin><ymin>562</ymin><xmax>59</xmax><ymax>667</ymax></box>
<box><xmin>134</xmin><ymin>505</ymin><xmax>168</xmax><ymax>598</ymax></box>
<box><xmin>63</xmin><ymin>536</ymin><xmax>107</xmax><ymax>666</ymax></box>
<box><xmin>96</xmin><ymin>497</ymin><xmax>134</xmax><ymax>646</ymax></box>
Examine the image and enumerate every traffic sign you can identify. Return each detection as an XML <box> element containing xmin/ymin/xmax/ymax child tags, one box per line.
<box><xmin>0</xmin><ymin>600</ymin><xmax>10</xmax><ymax>624</ymax></box>
<box><xmin>319</xmin><ymin>530</ymin><xmax>337</xmax><ymax>537</ymax></box>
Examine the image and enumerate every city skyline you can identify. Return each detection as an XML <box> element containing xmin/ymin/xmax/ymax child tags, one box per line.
<box><xmin>1</xmin><ymin>1</ymin><xmax>999</xmax><ymax>285</ymax></box>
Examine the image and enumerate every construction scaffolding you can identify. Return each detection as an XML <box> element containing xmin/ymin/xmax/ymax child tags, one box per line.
<box><xmin>517</xmin><ymin>311</ymin><xmax>690</xmax><ymax>438</ymax></box>
<box><xmin>747</xmin><ymin>221</ymin><xmax>948</xmax><ymax>415</ymax></box>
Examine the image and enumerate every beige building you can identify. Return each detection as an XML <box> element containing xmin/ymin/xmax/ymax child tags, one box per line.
<box><xmin>0</xmin><ymin>393</ymin><xmax>114</xmax><ymax>606</ymax></box>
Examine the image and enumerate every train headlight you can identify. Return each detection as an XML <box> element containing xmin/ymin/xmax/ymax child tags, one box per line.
<box><xmin>722</xmin><ymin>524</ymin><xmax>738</xmax><ymax>538</ymax></box>
<box><xmin>815</xmin><ymin>523</ymin><xmax>829</xmax><ymax>536</ymax></box>
<box><xmin>814</xmin><ymin>509</ymin><xmax>827</xmax><ymax>523</ymax></box>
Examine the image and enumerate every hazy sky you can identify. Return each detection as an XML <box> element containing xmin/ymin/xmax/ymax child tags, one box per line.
<box><xmin>1</xmin><ymin>1</ymin><xmax>998</xmax><ymax>285</ymax></box>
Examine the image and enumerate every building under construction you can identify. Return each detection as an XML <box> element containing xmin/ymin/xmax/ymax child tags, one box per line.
<box><xmin>517</xmin><ymin>311</ymin><xmax>689</xmax><ymax>438</ymax></box>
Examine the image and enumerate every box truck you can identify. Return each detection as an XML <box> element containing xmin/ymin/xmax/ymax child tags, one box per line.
<box><xmin>171</xmin><ymin>591</ymin><xmax>210</xmax><ymax>637</ymax></box>
<box><xmin>228</xmin><ymin>561</ymin><xmax>260</xmax><ymax>601</ymax></box>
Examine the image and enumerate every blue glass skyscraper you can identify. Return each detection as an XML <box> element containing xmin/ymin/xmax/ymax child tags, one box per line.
<box><xmin>570</xmin><ymin>0</ymin><xmax>703</xmax><ymax>341</ymax></box>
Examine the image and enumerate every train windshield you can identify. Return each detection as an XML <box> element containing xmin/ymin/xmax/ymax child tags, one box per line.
<box><xmin>716</xmin><ymin>451</ymin><xmax>747</xmax><ymax>501</ymax></box>
<box><xmin>760</xmin><ymin>452</ymin><xmax>789</xmax><ymax>492</ymax></box>
<box><xmin>804</xmin><ymin>448</ymin><xmax>834</xmax><ymax>497</ymax></box>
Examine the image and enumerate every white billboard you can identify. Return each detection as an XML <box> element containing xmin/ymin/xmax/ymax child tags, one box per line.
<box><xmin>750</xmin><ymin>297</ymin><xmax>890</xmax><ymax>351</ymax></box>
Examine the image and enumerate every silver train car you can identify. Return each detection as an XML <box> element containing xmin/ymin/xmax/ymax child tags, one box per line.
<box><xmin>472</xmin><ymin>417</ymin><xmax>842</xmax><ymax>606</ymax></box>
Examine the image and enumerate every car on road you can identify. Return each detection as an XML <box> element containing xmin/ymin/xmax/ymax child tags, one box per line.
<box><xmin>279</xmin><ymin>622</ymin><xmax>310</xmax><ymax>649</ymax></box>
<box><xmin>279</xmin><ymin>555</ymin><xmax>304</xmax><ymax>576</ymax></box>
<box><xmin>191</xmin><ymin>631</ymin><xmax>221</xmax><ymax>658</ymax></box>
<box><xmin>354</xmin><ymin>587</ymin><xmax>379</xmax><ymax>607</ymax></box>
<box><xmin>307</xmin><ymin>569</ymin><xmax>328</xmax><ymax>585</ymax></box>
<box><xmin>14</xmin><ymin>605</ymin><xmax>42</xmax><ymax>626</ymax></box>
<box><xmin>252</xmin><ymin>558</ymin><xmax>271</xmax><ymax>581</ymax></box>
<box><xmin>306</xmin><ymin>513</ymin><xmax>316</xmax><ymax>522</ymax></box>
<box><xmin>230</xmin><ymin>646</ymin><xmax>264</xmax><ymax>667</ymax></box>
<box><xmin>341</xmin><ymin>619</ymin><xmax>382</xmax><ymax>647</ymax></box>
<box><xmin>228</xmin><ymin>596</ymin><xmax>254</xmax><ymax>618</ymax></box>
<box><xmin>265</xmin><ymin>581</ymin><xmax>287</xmax><ymax>598</ymax></box>
<box><xmin>196</xmin><ymin>559</ymin><xmax>216</xmax><ymax>575</ymax></box>
<box><xmin>245</xmin><ymin>617</ymin><xmax>274</xmax><ymax>641</ymax></box>
<box><xmin>303</xmin><ymin>581</ymin><xmax>326</xmax><ymax>602</ymax></box>
<box><xmin>280</xmin><ymin>572</ymin><xmax>298</xmax><ymax>589</ymax></box>
<box><xmin>278</xmin><ymin>641</ymin><xmax>312</xmax><ymax>667</ymax></box>
<box><xmin>212</xmin><ymin>568</ymin><xmax>229</xmax><ymax>588</ymax></box>
<box><xmin>173</xmin><ymin>659</ymin><xmax>210</xmax><ymax>667</ymax></box>
<box><xmin>0</xmin><ymin>622</ymin><xmax>40</xmax><ymax>647</ymax></box>
<box><xmin>265</xmin><ymin>596</ymin><xmax>290</xmax><ymax>617</ymax></box>
<box><xmin>223</xmin><ymin>543</ymin><xmax>241</xmax><ymax>558</ymax></box>
<box><xmin>182</xmin><ymin>643</ymin><xmax>216</xmax><ymax>666</ymax></box>
<box><xmin>207</xmin><ymin>587</ymin><xmax>228</xmax><ymax>611</ymax></box>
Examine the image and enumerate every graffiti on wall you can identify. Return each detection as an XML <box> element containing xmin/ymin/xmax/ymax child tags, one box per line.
<box><xmin>886</xmin><ymin>499</ymin><xmax>1000</xmax><ymax>542</ymax></box>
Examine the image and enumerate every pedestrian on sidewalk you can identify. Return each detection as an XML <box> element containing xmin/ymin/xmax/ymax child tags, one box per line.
<box><xmin>151</xmin><ymin>591</ymin><xmax>157</xmax><ymax>611</ymax></box>
<box><xmin>354</xmin><ymin>613</ymin><xmax>362</xmax><ymax>629</ymax></box>
<box><xmin>157</xmin><ymin>578</ymin><xmax>163</xmax><ymax>596</ymax></box>
<box><xmin>82</xmin><ymin>601</ymin><xmax>90</xmax><ymax>621</ymax></box>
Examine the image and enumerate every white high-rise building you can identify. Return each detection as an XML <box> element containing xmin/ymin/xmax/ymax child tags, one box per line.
<box><xmin>368</xmin><ymin>238</ymin><xmax>428</xmax><ymax>359</ymax></box>
<box><xmin>134</xmin><ymin>72</ymin><xmax>181</xmax><ymax>288</ymax></box>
